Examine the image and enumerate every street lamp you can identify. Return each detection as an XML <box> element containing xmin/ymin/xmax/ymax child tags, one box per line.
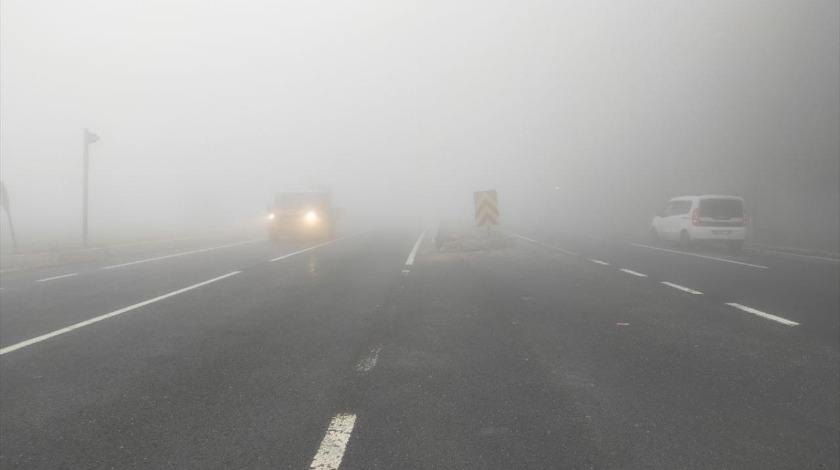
<box><xmin>83</xmin><ymin>128</ymin><xmax>100</xmax><ymax>247</ymax></box>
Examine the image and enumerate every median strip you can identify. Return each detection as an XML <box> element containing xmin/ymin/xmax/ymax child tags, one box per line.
<box><xmin>0</xmin><ymin>271</ymin><xmax>242</xmax><ymax>356</ymax></box>
<box><xmin>726</xmin><ymin>302</ymin><xmax>800</xmax><ymax>326</ymax></box>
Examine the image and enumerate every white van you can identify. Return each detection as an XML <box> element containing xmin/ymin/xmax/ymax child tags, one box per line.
<box><xmin>651</xmin><ymin>195</ymin><xmax>746</xmax><ymax>250</ymax></box>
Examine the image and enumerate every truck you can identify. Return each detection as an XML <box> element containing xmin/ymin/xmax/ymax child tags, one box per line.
<box><xmin>267</xmin><ymin>189</ymin><xmax>335</xmax><ymax>241</ymax></box>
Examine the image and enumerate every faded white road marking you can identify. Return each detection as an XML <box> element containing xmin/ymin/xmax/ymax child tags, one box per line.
<box><xmin>588</xmin><ymin>258</ymin><xmax>609</xmax><ymax>266</ymax></box>
<box><xmin>103</xmin><ymin>239</ymin><xmax>263</xmax><ymax>269</ymax></box>
<box><xmin>270</xmin><ymin>232</ymin><xmax>366</xmax><ymax>262</ymax></box>
<box><xmin>37</xmin><ymin>273</ymin><xmax>79</xmax><ymax>282</ymax></box>
<box><xmin>661</xmin><ymin>281</ymin><xmax>703</xmax><ymax>295</ymax></box>
<box><xmin>514</xmin><ymin>235</ymin><xmax>579</xmax><ymax>256</ymax></box>
<box><xmin>310</xmin><ymin>413</ymin><xmax>357</xmax><ymax>470</ymax></box>
<box><xmin>726</xmin><ymin>302</ymin><xmax>799</xmax><ymax>326</ymax></box>
<box><xmin>631</xmin><ymin>243</ymin><xmax>769</xmax><ymax>269</ymax></box>
<box><xmin>746</xmin><ymin>247</ymin><xmax>840</xmax><ymax>263</ymax></box>
<box><xmin>405</xmin><ymin>228</ymin><xmax>427</xmax><ymax>266</ymax></box>
<box><xmin>356</xmin><ymin>346</ymin><xmax>381</xmax><ymax>372</ymax></box>
<box><xmin>0</xmin><ymin>271</ymin><xmax>242</xmax><ymax>356</ymax></box>
<box><xmin>620</xmin><ymin>268</ymin><xmax>648</xmax><ymax>277</ymax></box>
<box><xmin>557</xmin><ymin>230</ymin><xmax>603</xmax><ymax>241</ymax></box>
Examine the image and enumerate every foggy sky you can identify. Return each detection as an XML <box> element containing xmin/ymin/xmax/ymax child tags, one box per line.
<box><xmin>1</xmin><ymin>0</ymin><xmax>838</xmax><ymax>249</ymax></box>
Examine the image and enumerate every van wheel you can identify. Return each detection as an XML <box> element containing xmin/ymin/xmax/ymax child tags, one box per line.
<box><xmin>680</xmin><ymin>230</ymin><xmax>691</xmax><ymax>247</ymax></box>
<box><xmin>727</xmin><ymin>240</ymin><xmax>744</xmax><ymax>252</ymax></box>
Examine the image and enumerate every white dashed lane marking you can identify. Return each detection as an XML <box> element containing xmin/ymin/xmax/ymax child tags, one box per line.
<box><xmin>36</xmin><ymin>273</ymin><xmax>79</xmax><ymax>283</ymax></box>
<box><xmin>661</xmin><ymin>281</ymin><xmax>703</xmax><ymax>295</ymax></box>
<box><xmin>726</xmin><ymin>302</ymin><xmax>800</xmax><ymax>326</ymax></box>
<box><xmin>103</xmin><ymin>239</ymin><xmax>263</xmax><ymax>269</ymax></box>
<box><xmin>309</xmin><ymin>414</ymin><xmax>357</xmax><ymax>470</ymax></box>
<box><xmin>355</xmin><ymin>346</ymin><xmax>381</xmax><ymax>372</ymax></box>
<box><xmin>588</xmin><ymin>259</ymin><xmax>610</xmax><ymax>266</ymax></box>
<box><xmin>620</xmin><ymin>268</ymin><xmax>648</xmax><ymax>278</ymax></box>
<box><xmin>0</xmin><ymin>271</ymin><xmax>242</xmax><ymax>356</ymax></box>
<box><xmin>270</xmin><ymin>232</ymin><xmax>366</xmax><ymax>262</ymax></box>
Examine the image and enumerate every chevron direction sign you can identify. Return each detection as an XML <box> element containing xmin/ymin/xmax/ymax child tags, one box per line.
<box><xmin>474</xmin><ymin>190</ymin><xmax>500</xmax><ymax>227</ymax></box>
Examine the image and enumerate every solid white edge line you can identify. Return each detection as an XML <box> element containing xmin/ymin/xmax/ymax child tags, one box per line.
<box><xmin>270</xmin><ymin>232</ymin><xmax>367</xmax><ymax>262</ymax></box>
<box><xmin>588</xmin><ymin>258</ymin><xmax>610</xmax><ymax>266</ymax></box>
<box><xmin>620</xmin><ymin>268</ymin><xmax>648</xmax><ymax>277</ymax></box>
<box><xmin>746</xmin><ymin>247</ymin><xmax>840</xmax><ymax>263</ymax></box>
<box><xmin>514</xmin><ymin>235</ymin><xmax>579</xmax><ymax>256</ymax></box>
<box><xmin>0</xmin><ymin>271</ymin><xmax>242</xmax><ymax>356</ymax></box>
<box><xmin>661</xmin><ymin>281</ymin><xmax>703</xmax><ymax>295</ymax></box>
<box><xmin>631</xmin><ymin>243</ymin><xmax>769</xmax><ymax>269</ymax></box>
<box><xmin>102</xmin><ymin>239</ymin><xmax>263</xmax><ymax>269</ymax></box>
<box><xmin>405</xmin><ymin>228</ymin><xmax>428</xmax><ymax>266</ymax></box>
<box><xmin>309</xmin><ymin>413</ymin><xmax>357</xmax><ymax>470</ymax></box>
<box><xmin>726</xmin><ymin>302</ymin><xmax>800</xmax><ymax>326</ymax></box>
<box><xmin>36</xmin><ymin>273</ymin><xmax>79</xmax><ymax>282</ymax></box>
<box><xmin>355</xmin><ymin>346</ymin><xmax>381</xmax><ymax>372</ymax></box>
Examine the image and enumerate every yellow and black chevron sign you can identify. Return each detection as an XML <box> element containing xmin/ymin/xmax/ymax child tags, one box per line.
<box><xmin>474</xmin><ymin>190</ymin><xmax>500</xmax><ymax>227</ymax></box>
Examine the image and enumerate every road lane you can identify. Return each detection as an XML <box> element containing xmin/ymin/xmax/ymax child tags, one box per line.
<box><xmin>0</xmin><ymin>234</ymin><xmax>361</xmax><ymax>349</ymax></box>
<box><xmin>344</xmin><ymin>241</ymin><xmax>839</xmax><ymax>469</ymax></box>
<box><xmin>2</xmin><ymin>228</ymin><xmax>837</xmax><ymax>469</ymax></box>
<box><xmin>0</xmin><ymin>230</ymin><xmax>418</xmax><ymax>469</ymax></box>
<box><xmin>521</xmin><ymin>229</ymin><xmax>840</xmax><ymax>347</ymax></box>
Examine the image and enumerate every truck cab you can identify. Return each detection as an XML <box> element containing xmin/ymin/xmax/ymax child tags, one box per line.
<box><xmin>267</xmin><ymin>190</ymin><xmax>335</xmax><ymax>241</ymax></box>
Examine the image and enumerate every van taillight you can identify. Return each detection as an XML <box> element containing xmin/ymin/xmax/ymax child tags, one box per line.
<box><xmin>692</xmin><ymin>209</ymin><xmax>699</xmax><ymax>226</ymax></box>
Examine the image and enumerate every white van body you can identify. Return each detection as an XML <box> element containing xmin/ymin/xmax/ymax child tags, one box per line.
<box><xmin>651</xmin><ymin>195</ymin><xmax>746</xmax><ymax>249</ymax></box>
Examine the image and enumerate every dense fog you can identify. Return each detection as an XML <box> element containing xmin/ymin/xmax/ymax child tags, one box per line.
<box><xmin>1</xmin><ymin>0</ymin><xmax>838</xmax><ymax>252</ymax></box>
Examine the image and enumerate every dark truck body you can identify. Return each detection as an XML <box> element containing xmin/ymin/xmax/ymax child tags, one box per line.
<box><xmin>268</xmin><ymin>190</ymin><xmax>335</xmax><ymax>241</ymax></box>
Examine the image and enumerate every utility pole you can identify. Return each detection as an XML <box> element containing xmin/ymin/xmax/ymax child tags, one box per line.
<box><xmin>83</xmin><ymin>128</ymin><xmax>99</xmax><ymax>247</ymax></box>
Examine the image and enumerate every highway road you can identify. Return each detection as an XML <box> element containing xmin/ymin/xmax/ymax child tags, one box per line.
<box><xmin>1</xmin><ymin>227</ymin><xmax>838</xmax><ymax>469</ymax></box>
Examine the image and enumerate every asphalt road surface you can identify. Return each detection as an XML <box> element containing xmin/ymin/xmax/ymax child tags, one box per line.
<box><xmin>1</xmin><ymin>227</ymin><xmax>838</xmax><ymax>469</ymax></box>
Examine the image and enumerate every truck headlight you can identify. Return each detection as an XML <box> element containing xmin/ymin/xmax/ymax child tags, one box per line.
<box><xmin>304</xmin><ymin>211</ymin><xmax>319</xmax><ymax>224</ymax></box>
<box><xmin>268</xmin><ymin>213</ymin><xmax>276</xmax><ymax>220</ymax></box>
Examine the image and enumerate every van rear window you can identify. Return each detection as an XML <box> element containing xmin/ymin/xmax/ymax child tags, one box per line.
<box><xmin>698</xmin><ymin>199</ymin><xmax>743</xmax><ymax>220</ymax></box>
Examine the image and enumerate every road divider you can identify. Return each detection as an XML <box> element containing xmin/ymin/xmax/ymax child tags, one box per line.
<box><xmin>661</xmin><ymin>281</ymin><xmax>703</xmax><ymax>295</ymax></box>
<box><xmin>726</xmin><ymin>302</ymin><xmax>800</xmax><ymax>326</ymax></box>
<box><xmin>631</xmin><ymin>243</ymin><xmax>769</xmax><ymax>269</ymax></box>
<box><xmin>310</xmin><ymin>413</ymin><xmax>357</xmax><ymax>470</ymax></box>
<box><xmin>0</xmin><ymin>271</ymin><xmax>242</xmax><ymax>356</ymax></box>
